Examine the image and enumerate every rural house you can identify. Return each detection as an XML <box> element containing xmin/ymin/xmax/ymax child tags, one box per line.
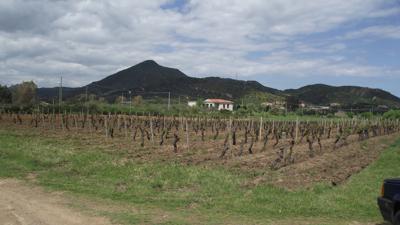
<box><xmin>204</xmin><ymin>99</ymin><xmax>234</xmax><ymax>111</ymax></box>
<box><xmin>187</xmin><ymin>101</ymin><xmax>197</xmax><ymax>107</ymax></box>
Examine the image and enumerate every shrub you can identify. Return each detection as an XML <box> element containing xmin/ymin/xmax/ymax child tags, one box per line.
<box><xmin>359</xmin><ymin>112</ymin><xmax>373</xmax><ymax>119</ymax></box>
<box><xmin>383</xmin><ymin>110</ymin><xmax>400</xmax><ymax>120</ymax></box>
<box><xmin>346</xmin><ymin>112</ymin><xmax>354</xmax><ymax>118</ymax></box>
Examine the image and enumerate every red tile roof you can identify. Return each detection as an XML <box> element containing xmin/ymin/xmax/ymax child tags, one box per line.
<box><xmin>204</xmin><ymin>99</ymin><xmax>233</xmax><ymax>104</ymax></box>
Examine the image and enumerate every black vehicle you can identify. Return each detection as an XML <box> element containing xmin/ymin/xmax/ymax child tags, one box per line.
<box><xmin>378</xmin><ymin>178</ymin><xmax>400</xmax><ymax>225</ymax></box>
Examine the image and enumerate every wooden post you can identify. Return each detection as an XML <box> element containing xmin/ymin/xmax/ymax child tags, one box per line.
<box><xmin>104</xmin><ymin>115</ymin><xmax>108</xmax><ymax>138</ymax></box>
<box><xmin>186</xmin><ymin>118</ymin><xmax>189</xmax><ymax>150</ymax></box>
<box><xmin>272</xmin><ymin>120</ymin><xmax>275</xmax><ymax>135</ymax></box>
<box><xmin>74</xmin><ymin>114</ymin><xmax>78</xmax><ymax>132</ymax></box>
<box><xmin>117</xmin><ymin>114</ymin><xmax>120</xmax><ymax>136</ymax></box>
<box><xmin>180</xmin><ymin>115</ymin><xmax>184</xmax><ymax>131</ymax></box>
<box><xmin>124</xmin><ymin>115</ymin><xmax>128</xmax><ymax>139</ymax></box>
<box><xmin>259</xmin><ymin>117</ymin><xmax>263</xmax><ymax>141</ymax></box>
<box><xmin>150</xmin><ymin>115</ymin><xmax>154</xmax><ymax>144</ymax></box>
<box><xmin>295</xmin><ymin>117</ymin><xmax>299</xmax><ymax>142</ymax></box>
<box><xmin>88</xmin><ymin>113</ymin><xmax>92</xmax><ymax>136</ymax></box>
<box><xmin>61</xmin><ymin>111</ymin><xmax>65</xmax><ymax>131</ymax></box>
<box><xmin>52</xmin><ymin>102</ymin><xmax>55</xmax><ymax>130</ymax></box>
<box><xmin>163</xmin><ymin>116</ymin><xmax>166</xmax><ymax>129</ymax></box>
<box><xmin>41</xmin><ymin>112</ymin><xmax>45</xmax><ymax>129</ymax></box>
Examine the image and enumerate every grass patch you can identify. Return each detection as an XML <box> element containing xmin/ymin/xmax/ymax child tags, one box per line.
<box><xmin>0</xmin><ymin>129</ymin><xmax>399</xmax><ymax>224</ymax></box>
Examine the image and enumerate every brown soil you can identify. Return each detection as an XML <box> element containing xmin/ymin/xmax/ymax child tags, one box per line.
<box><xmin>2</xmin><ymin>119</ymin><xmax>399</xmax><ymax>190</ymax></box>
<box><xmin>1</xmin><ymin>118</ymin><xmax>395</xmax><ymax>224</ymax></box>
<box><xmin>0</xmin><ymin>180</ymin><xmax>382</xmax><ymax>225</ymax></box>
<box><xmin>0</xmin><ymin>179</ymin><xmax>112</xmax><ymax>225</ymax></box>
<box><xmin>249</xmin><ymin>134</ymin><xmax>399</xmax><ymax>190</ymax></box>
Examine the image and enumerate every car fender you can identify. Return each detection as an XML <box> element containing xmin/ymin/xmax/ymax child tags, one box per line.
<box><xmin>394</xmin><ymin>194</ymin><xmax>400</xmax><ymax>213</ymax></box>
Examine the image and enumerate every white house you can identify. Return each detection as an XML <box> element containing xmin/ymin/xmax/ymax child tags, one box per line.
<box><xmin>204</xmin><ymin>99</ymin><xmax>234</xmax><ymax>111</ymax></box>
<box><xmin>187</xmin><ymin>101</ymin><xmax>197</xmax><ymax>107</ymax></box>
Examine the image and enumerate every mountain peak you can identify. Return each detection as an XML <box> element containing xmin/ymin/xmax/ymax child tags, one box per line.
<box><xmin>136</xmin><ymin>59</ymin><xmax>159</xmax><ymax>67</ymax></box>
<box><xmin>35</xmin><ymin>59</ymin><xmax>400</xmax><ymax>108</ymax></box>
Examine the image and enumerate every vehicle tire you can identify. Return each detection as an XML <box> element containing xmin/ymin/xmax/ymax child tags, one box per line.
<box><xmin>394</xmin><ymin>210</ymin><xmax>400</xmax><ymax>225</ymax></box>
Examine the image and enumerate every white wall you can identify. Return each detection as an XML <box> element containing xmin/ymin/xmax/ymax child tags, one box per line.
<box><xmin>217</xmin><ymin>103</ymin><xmax>233</xmax><ymax>111</ymax></box>
<box><xmin>203</xmin><ymin>102</ymin><xmax>233</xmax><ymax>111</ymax></box>
<box><xmin>188</xmin><ymin>101</ymin><xmax>197</xmax><ymax>107</ymax></box>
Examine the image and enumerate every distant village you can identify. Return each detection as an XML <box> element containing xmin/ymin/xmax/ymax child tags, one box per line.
<box><xmin>188</xmin><ymin>98</ymin><xmax>390</xmax><ymax>115</ymax></box>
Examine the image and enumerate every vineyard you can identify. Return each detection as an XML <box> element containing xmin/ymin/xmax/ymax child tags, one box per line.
<box><xmin>1</xmin><ymin>112</ymin><xmax>399</xmax><ymax>187</ymax></box>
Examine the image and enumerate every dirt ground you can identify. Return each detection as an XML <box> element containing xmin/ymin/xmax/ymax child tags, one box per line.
<box><xmin>0</xmin><ymin>178</ymin><xmax>384</xmax><ymax>225</ymax></box>
<box><xmin>0</xmin><ymin>179</ymin><xmax>112</xmax><ymax>225</ymax></box>
<box><xmin>246</xmin><ymin>133</ymin><xmax>400</xmax><ymax>190</ymax></box>
<box><xmin>0</xmin><ymin>177</ymin><xmax>386</xmax><ymax>225</ymax></box>
<box><xmin>0</xmin><ymin>119</ymin><xmax>398</xmax><ymax>224</ymax></box>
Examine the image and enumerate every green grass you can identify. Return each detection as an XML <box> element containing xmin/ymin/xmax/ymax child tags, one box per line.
<box><xmin>0</xmin><ymin>129</ymin><xmax>399</xmax><ymax>224</ymax></box>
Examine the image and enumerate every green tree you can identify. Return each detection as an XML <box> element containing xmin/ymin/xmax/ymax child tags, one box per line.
<box><xmin>360</xmin><ymin>111</ymin><xmax>373</xmax><ymax>119</ymax></box>
<box><xmin>286</xmin><ymin>95</ymin><xmax>299</xmax><ymax>112</ymax></box>
<box><xmin>383</xmin><ymin>110</ymin><xmax>400</xmax><ymax>119</ymax></box>
<box><xmin>10</xmin><ymin>81</ymin><xmax>37</xmax><ymax>105</ymax></box>
<box><xmin>0</xmin><ymin>85</ymin><xmax>12</xmax><ymax>104</ymax></box>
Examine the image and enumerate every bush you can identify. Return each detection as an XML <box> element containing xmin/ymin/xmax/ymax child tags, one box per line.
<box><xmin>219</xmin><ymin>109</ymin><xmax>232</xmax><ymax>115</ymax></box>
<box><xmin>346</xmin><ymin>112</ymin><xmax>354</xmax><ymax>118</ymax></box>
<box><xmin>383</xmin><ymin>110</ymin><xmax>400</xmax><ymax>120</ymax></box>
<box><xmin>359</xmin><ymin>112</ymin><xmax>373</xmax><ymax>119</ymax></box>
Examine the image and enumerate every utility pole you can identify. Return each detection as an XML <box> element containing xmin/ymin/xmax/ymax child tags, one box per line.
<box><xmin>85</xmin><ymin>86</ymin><xmax>89</xmax><ymax>114</ymax></box>
<box><xmin>285</xmin><ymin>101</ymin><xmax>287</xmax><ymax>114</ymax></box>
<box><xmin>59</xmin><ymin>76</ymin><xmax>63</xmax><ymax>110</ymax></box>
<box><xmin>129</xmin><ymin>91</ymin><xmax>132</xmax><ymax>114</ymax></box>
<box><xmin>85</xmin><ymin>86</ymin><xmax>88</xmax><ymax>102</ymax></box>
<box><xmin>168</xmin><ymin>91</ymin><xmax>171</xmax><ymax>110</ymax></box>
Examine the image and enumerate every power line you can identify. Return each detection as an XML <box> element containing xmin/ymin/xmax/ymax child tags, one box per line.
<box><xmin>168</xmin><ymin>92</ymin><xmax>170</xmax><ymax>110</ymax></box>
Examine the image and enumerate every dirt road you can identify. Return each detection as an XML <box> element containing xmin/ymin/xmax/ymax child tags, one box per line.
<box><xmin>0</xmin><ymin>179</ymin><xmax>112</xmax><ymax>225</ymax></box>
<box><xmin>0</xmin><ymin>178</ymin><xmax>384</xmax><ymax>225</ymax></box>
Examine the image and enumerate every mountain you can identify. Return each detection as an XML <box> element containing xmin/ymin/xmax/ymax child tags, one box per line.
<box><xmin>37</xmin><ymin>60</ymin><xmax>400</xmax><ymax>108</ymax></box>
<box><xmin>37</xmin><ymin>60</ymin><xmax>281</xmax><ymax>101</ymax></box>
<box><xmin>284</xmin><ymin>84</ymin><xmax>400</xmax><ymax>108</ymax></box>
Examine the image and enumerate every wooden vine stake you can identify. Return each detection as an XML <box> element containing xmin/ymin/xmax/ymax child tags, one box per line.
<box><xmin>272</xmin><ymin>120</ymin><xmax>275</xmax><ymax>136</ymax></box>
<box><xmin>74</xmin><ymin>114</ymin><xmax>78</xmax><ymax>132</ymax></box>
<box><xmin>259</xmin><ymin>117</ymin><xmax>263</xmax><ymax>142</ymax></box>
<box><xmin>124</xmin><ymin>115</ymin><xmax>128</xmax><ymax>139</ymax></box>
<box><xmin>88</xmin><ymin>114</ymin><xmax>92</xmax><ymax>136</ymax></box>
<box><xmin>60</xmin><ymin>112</ymin><xmax>64</xmax><ymax>132</ymax></box>
<box><xmin>295</xmin><ymin>117</ymin><xmax>299</xmax><ymax>143</ymax></box>
<box><xmin>150</xmin><ymin>115</ymin><xmax>154</xmax><ymax>144</ymax></box>
<box><xmin>186</xmin><ymin>118</ymin><xmax>189</xmax><ymax>150</ymax></box>
<box><xmin>104</xmin><ymin>115</ymin><xmax>108</xmax><ymax>138</ymax></box>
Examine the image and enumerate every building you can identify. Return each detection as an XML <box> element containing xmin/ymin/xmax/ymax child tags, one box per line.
<box><xmin>330</xmin><ymin>102</ymin><xmax>341</xmax><ymax>108</ymax></box>
<box><xmin>335</xmin><ymin>110</ymin><xmax>347</xmax><ymax>117</ymax></box>
<box><xmin>187</xmin><ymin>101</ymin><xmax>197</xmax><ymax>107</ymax></box>
<box><xmin>299</xmin><ymin>101</ymin><xmax>306</xmax><ymax>108</ymax></box>
<box><xmin>261</xmin><ymin>100</ymin><xmax>286</xmax><ymax>110</ymax></box>
<box><xmin>204</xmin><ymin>99</ymin><xmax>234</xmax><ymax>111</ymax></box>
<box><xmin>308</xmin><ymin>105</ymin><xmax>330</xmax><ymax>114</ymax></box>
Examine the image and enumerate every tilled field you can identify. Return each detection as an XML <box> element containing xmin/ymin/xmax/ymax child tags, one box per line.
<box><xmin>1</xmin><ymin>113</ymin><xmax>399</xmax><ymax>189</ymax></box>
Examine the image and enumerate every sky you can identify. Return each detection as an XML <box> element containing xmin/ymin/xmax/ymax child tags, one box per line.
<box><xmin>0</xmin><ymin>0</ymin><xmax>400</xmax><ymax>96</ymax></box>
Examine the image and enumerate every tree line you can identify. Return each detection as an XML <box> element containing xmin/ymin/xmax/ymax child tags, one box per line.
<box><xmin>0</xmin><ymin>81</ymin><xmax>37</xmax><ymax>106</ymax></box>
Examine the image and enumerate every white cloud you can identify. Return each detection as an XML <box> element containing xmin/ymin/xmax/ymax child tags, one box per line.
<box><xmin>342</xmin><ymin>25</ymin><xmax>400</xmax><ymax>40</ymax></box>
<box><xmin>0</xmin><ymin>0</ymin><xmax>398</xmax><ymax>88</ymax></box>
